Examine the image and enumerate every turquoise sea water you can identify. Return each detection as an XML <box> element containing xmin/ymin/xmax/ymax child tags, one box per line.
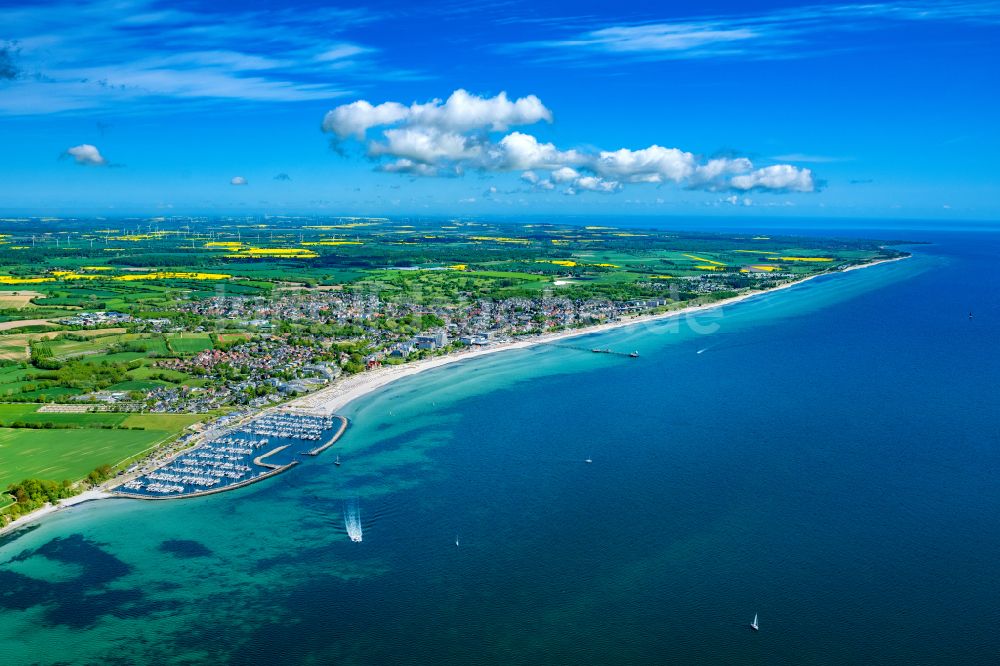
<box><xmin>1</xmin><ymin>228</ymin><xmax>999</xmax><ymax>665</ymax></box>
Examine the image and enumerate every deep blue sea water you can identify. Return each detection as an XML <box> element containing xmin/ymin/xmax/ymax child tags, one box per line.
<box><xmin>1</xmin><ymin>227</ymin><xmax>998</xmax><ymax>665</ymax></box>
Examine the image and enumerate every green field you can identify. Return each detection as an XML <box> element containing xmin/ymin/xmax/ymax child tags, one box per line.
<box><xmin>166</xmin><ymin>332</ymin><xmax>214</xmax><ymax>353</ymax></box>
<box><xmin>120</xmin><ymin>413</ymin><xmax>204</xmax><ymax>430</ymax></box>
<box><xmin>108</xmin><ymin>379</ymin><xmax>170</xmax><ymax>391</ymax></box>
<box><xmin>80</xmin><ymin>351</ymin><xmax>148</xmax><ymax>364</ymax></box>
<box><xmin>0</xmin><ymin>428</ymin><xmax>166</xmax><ymax>487</ymax></box>
<box><xmin>0</xmin><ymin>410</ymin><xmax>204</xmax><ymax>488</ymax></box>
<box><xmin>34</xmin><ymin>331</ymin><xmax>168</xmax><ymax>360</ymax></box>
<box><xmin>18</xmin><ymin>387</ymin><xmax>82</xmax><ymax>400</ymax></box>
<box><xmin>0</xmin><ymin>404</ymin><xmax>128</xmax><ymax>426</ymax></box>
<box><xmin>215</xmin><ymin>332</ymin><xmax>251</xmax><ymax>344</ymax></box>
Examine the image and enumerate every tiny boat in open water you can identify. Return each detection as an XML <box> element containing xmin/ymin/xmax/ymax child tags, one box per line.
<box><xmin>750</xmin><ymin>613</ymin><xmax>759</xmax><ymax>631</ymax></box>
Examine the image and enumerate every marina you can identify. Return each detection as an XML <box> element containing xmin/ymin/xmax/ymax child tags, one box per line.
<box><xmin>113</xmin><ymin>412</ymin><xmax>347</xmax><ymax>499</ymax></box>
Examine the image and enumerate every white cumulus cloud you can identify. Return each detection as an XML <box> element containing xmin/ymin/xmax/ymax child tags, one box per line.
<box><xmin>323</xmin><ymin>89</ymin><xmax>817</xmax><ymax>195</ymax></box>
<box><xmin>593</xmin><ymin>145</ymin><xmax>696</xmax><ymax>183</ymax></box>
<box><xmin>322</xmin><ymin>89</ymin><xmax>552</xmax><ymax>139</ymax></box>
<box><xmin>493</xmin><ymin>132</ymin><xmax>585</xmax><ymax>171</ymax></box>
<box><xmin>64</xmin><ymin>144</ymin><xmax>107</xmax><ymax>166</ymax></box>
<box><xmin>230</xmin><ymin>176</ymin><xmax>248</xmax><ymax>185</ymax></box>
<box><xmin>551</xmin><ymin>166</ymin><xmax>581</xmax><ymax>183</ymax></box>
<box><xmin>379</xmin><ymin>159</ymin><xmax>451</xmax><ymax>177</ymax></box>
<box><xmin>575</xmin><ymin>176</ymin><xmax>621</xmax><ymax>193</ymax></box>
<box><xmin>730</xmin><ymin>164</ymin><xmax>814</xmax><ymax>192</ymax></box>
<box><xmin>323</xmin><ymin>100</ymin><xmax>409</xmax><ymax>139</ymax></box>
<box><xmin>370</xmin><ymin>127</ymin><xmax>481</xmax><ymax>164</ymax></box>
<box><xmin>407</xmin><ymin>89</ymin><xmax>552</xmax><ymax>132</ymax></box>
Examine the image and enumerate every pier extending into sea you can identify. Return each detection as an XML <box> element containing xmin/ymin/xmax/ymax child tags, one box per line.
<box><xmin>540</xmin><ymin>342</ymin><xmax>640</xmax><ymax>358</ymax></box>
<box><xmin>112</xmin><ymin>411</ymin><xmax>348</xmax><ymax>500</ymax></box>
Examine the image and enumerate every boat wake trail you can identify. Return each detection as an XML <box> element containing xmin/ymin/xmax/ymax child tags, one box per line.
<box><xmin>344</xmin><ymin>498</ymin><xmax>363</xmax><ymax>542</ymax></box>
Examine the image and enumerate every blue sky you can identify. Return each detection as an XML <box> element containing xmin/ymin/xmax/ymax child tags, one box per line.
<box><xmin>0</xmin><ymin>0</ymin><xmax>997</xmax><ymax>219</ymax></box>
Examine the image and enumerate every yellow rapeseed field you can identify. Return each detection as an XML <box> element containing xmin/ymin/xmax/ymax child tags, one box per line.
<box><xmin>225</xmin><ymin>247</ymin><xmax>319</xmax><ymax>258</ymax></box>
<box><xmin>470</xmin><ymin>236</ymin><xmax>532</xmax><ymax>244</ymax></box>
<box><xmin>683</xmin><ymin>254</ymin><xmax>726</xmax><ymax>266</ymax></box>
<box><xmin>114</xmin><ymin>272</ymin><xmax>231</xmax><ymax>281</ymax></box>
<box><xmin>0</xmin><ymin>276</ymin><xmax>55</xmax><ymax>284</ymax></box>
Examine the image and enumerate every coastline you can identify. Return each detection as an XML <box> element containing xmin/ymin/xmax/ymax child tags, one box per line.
<box><xmin>0</xmin><ymin>489</ymin><xmax>111</xmax><ymax>538</ymax></box>
<box><xmin>288</xmin><ymin>254</ymin><xmax>908</xmax><ymax>416</ymax></box>
<box><xmin>0</xmin><ymin>254</ymin><xmax>906</xmax><ymax>539</ymax></box>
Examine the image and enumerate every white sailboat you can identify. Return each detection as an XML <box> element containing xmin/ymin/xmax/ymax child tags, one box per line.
<box><xmin>750</xmin><ymin>613</ymin><xmax>759</xmax><ymax>631</ymax></box>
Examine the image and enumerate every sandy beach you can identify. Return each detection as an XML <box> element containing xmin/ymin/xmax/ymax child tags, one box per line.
<box><xmin>288</xmin><ymin>255</ymin><xmax>908</xmax><ymax>416</ymax></box>
<box><xmin>0</xmin><ymin>489</ymin><xmax>112</xmax><ymax>537</ymax></box>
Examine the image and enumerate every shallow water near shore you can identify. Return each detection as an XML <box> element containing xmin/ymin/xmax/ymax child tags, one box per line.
<box><xmin>2</xmin><ymin>229</ymin><xmax>999</xmax><ymax>665</ymax></box>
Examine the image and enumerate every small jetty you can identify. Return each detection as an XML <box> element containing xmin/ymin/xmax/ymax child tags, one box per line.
<box><xmin>113</xmin><ymin>411</ymin><xmax>348</xmax><ymax>500</ymax></box>
<box><xmin>542</xmin><ymin>342</ymin><xmax>640</xmax><ymax>358</ymax></box>
<box><xmin>590</xmin><ymin>347</ymin><xmax>640</xmax><ymax>358</ymax></box>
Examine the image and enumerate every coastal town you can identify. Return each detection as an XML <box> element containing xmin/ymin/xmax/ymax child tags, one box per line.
<box><xmin>52</xmin><ymin>265</ymin><xmax>798</xmax><ymax>414</ymax></box>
